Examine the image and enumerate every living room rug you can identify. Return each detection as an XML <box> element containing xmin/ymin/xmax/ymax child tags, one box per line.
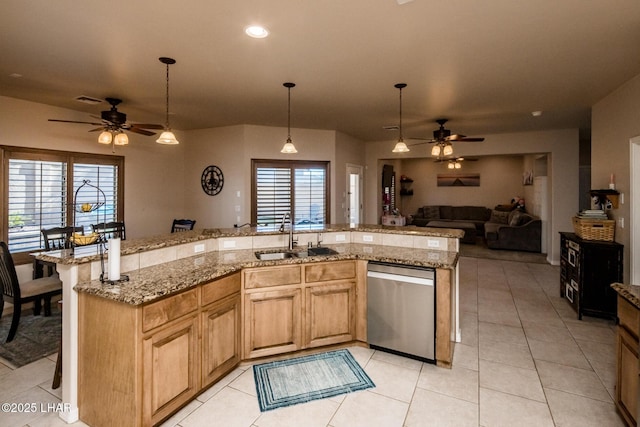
<box><xmin>0</xmin><ymin>307</ymin><xmax>61</xmax><ymax>368</ymax></box>
<box><xmin>253</xmin><ymin>349</ymin><xmax>375</xmax><ymax>412</ymax></box>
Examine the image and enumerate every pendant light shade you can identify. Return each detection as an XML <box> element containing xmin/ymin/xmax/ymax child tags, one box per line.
<box><xmin>443</xmin><ymin>143</ymin><xmax>453</xmax><ymax>156</ymax></box>
<box><xmin>157</xmin><ymin>57</ymin><xmax>180</xmax><ymax>145</ymax></box>
<box><xmin>98</xmin><ymin>131</ymin><xmax>112</xmax><ymax>145</ymax></box>
<box><xmin>391</xmin><ymin>83</ymin><xmax>410</xmax><ymax>153</ymax></box>
<box><xmin>280</xmin><ymin>82</ymin><xmax>298</xmax><ymax>154</ymax></box>
<box><xmin>431</xmin><ymin>144</ymin><xmax>441</xmax><ymax>156</ymax></box>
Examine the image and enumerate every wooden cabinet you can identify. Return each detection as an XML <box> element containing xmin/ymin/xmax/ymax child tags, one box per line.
<box><xmin>559</xmin><ymin>232</ymin><xmax>622</xmax><ymax>319</ymax></box>
<box><xmin>143</xmin><ymin>314</ymin><xmax>199</xmax><ymax>425</ymax></box>
<box><xmin>244</xmin><ymin>288</ymin><xmax>303</xmax><ymax>358</ymax></box>
<box><xmin>201</xmin><ymin>273</ymin><xmax>241</xmax><ymax>388</ymax></box>
<box><xmin>242</xmin><ymin>260</ymin><xmax>365</xmax><ymax>360</ymax></box>
<box><xmin>616</xmin><ymin>295</ymin><xmax>639</xmax><ymax>426</ymax></box>
<box><xmin>79</xmin><ymin>272</ymin><xmax>241</xmax><ymax>427</ymax></box>
<box><xmin>305</xmin><ymin>281</ymin><xmax>356</xmax><ymax>348</ymax></box>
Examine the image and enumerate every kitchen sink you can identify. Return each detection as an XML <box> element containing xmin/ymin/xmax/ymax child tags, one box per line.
<box><xmin>307</xmin><ymin>247</ymin><xmax>339</xmax><ymax>256</ymax></box>
<box><xmin>254</xmin><ymin>250</ymin><xmax>297</xmax><ymax>260</ymax></box>
<box><xmin>255</xmin><ymin>247</ymin><xmax>339</xmax><ymax>260</ymax></box>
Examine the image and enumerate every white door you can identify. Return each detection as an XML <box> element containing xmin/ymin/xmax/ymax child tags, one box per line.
<box><xmin>346</xmin><ymin>164</ymin><xmax>363</xmax><ymax>226</ymax></box>
<box><xmin>631</xmin><ymin>136</ymin><xmax>640</xmax><ymax>283</ymax></box>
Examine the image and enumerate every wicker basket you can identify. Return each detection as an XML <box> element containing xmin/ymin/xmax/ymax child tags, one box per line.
<box><xmin>572</xmin><ymin>217</ymin><xmax>615</xmax><ymax>241</ymax></box>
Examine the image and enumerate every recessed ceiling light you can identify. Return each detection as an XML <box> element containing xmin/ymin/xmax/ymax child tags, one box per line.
<box><xmin>531</xmin><ymin>110</ymin><xmax>543</xmax><ymax>117</ymax></box>
<box><xmin>245</xmin><ymin>25</ymin><xmax>269</xmax><ymax>39</ymax></box>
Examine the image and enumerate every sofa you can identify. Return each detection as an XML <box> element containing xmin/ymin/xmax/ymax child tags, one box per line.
<box><xmin>484</xmin><ymin>209</ymin><xmax>541</xmax><ymax>252</ymax></box>
<box><xmin>410</xmin><ymin>205</ymin><xmax>491</xmax><ymax>231</ymax></box>
<box><xmin>410</xmin><ymin>205</ymin><xmax>541</xmax><ymax>252</ymax></box>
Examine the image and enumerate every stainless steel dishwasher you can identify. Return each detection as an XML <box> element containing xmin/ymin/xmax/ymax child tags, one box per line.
<box><xmin>367</xmin><ymin>261</ymin><xmax>435</xmax><ymax>362</ymax></box>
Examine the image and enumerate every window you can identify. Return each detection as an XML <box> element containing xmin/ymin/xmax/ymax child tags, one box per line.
<box><xmin>2</xmin><ymin>146</ymin><xmax>124</xmax><ymax>256</ymax></box>
<box><xmin>252</xmin><ymin>160</ymin><xmax>329</xmax><ymax>227</ymax></box>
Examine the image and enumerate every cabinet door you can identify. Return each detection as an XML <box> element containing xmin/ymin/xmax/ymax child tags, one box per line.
<box><xmin>616</xmin><ymin>325</ymin><xmax>639</xmax><ymax>426</ymax></box>
<box><xmin>305</xmin><ymin>281</ymin><xmax>356</xmax><ymax>348</ymax></box>
<box><xmin>201</xmin><ymin>293</ymin><xmax>241</xmax><ymax>388</ymax></box>
<box><xmin>581</xmin><ymin>245</ymin><xmax>621</xmax><ymax>317</ymax></box>
<box><xmin>244</xmin><ymin>288</ymin><xmax>302</xmax><ymax>359</ymax></box>
<box><xmin>143</xmin><ymin>315</ymin><xmax>199</xmax><ymax>426</ymax></box>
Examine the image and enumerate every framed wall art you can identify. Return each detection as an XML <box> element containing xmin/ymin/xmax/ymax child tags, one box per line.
<box><xmin>437</xmin><ymin>173</ymin><xmax>480</xmax><ymax>187</ymax></box>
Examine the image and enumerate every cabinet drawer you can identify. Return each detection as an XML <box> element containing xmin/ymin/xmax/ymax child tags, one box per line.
<box><xmin>244</xmin><ymin>265</ymin><xmax>302</xmax><ymax>289</ymax></box>
<box><xmin>305</xmin><ymin>261</ymin><xmax>356</xmax><ymax>283</ymax></box>
<box><xmin>618</xmin><ymin>295</ymin><xmax>640</xmax><ymax>339</ymax></box>
<box><xmin>201</xmin><ymin>272</ymin><xmax>241</xmax><ymax>306</ymax></box>
<box><xmin>142</xmin><ymin>289</ymin><xmax>198</xmax><ymax>332</ymax></box>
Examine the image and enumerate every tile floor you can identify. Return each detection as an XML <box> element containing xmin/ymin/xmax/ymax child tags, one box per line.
<box><xmin>0</xmin><ymin>257</ymin><xmax>627</xmax><ymax>426</ymax></box>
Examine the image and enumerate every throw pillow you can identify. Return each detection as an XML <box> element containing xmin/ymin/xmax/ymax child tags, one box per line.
<box><xmin>423</xmin><ymin>206</ymin><xmax>441</xmax><ymax>220</ymax></box>
<box><xmin>508</xmin><ymin>210</ymin><xmax>521</xmax><ymax>226</ymax></box>
<box><xmin>490</xmin><ymin>210</ymin><xmax>510</xmax><ymax>224</ymax></box>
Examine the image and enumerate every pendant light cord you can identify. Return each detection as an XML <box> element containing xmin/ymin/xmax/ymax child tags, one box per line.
<box><xmin>287</xmin><ymin>85</ymin><xmax>292</xmax><ymax>140</ymax></box>
<box><xmin>398</xmin><ymin>86</ymin><xmax>403</xmax><ymax>141</ymax></box>
<box><xmin>164</xmin><ymin>63</ymin><xmax>170</xmax><ymax>129</ymax></box>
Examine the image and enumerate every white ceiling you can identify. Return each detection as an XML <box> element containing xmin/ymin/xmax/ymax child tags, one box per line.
<box><xmin>2</xmin><ymin>0</ymin><xmax>640</xmax><ymax>142</ymax></box>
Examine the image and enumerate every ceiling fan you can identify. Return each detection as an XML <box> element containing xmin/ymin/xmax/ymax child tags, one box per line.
<box><xmin>409</xmin><ymin>119</ymin><xmax>485</xmax><ymax>158</ymax></box>
<box><xmin>435</xmin><ymin>156</ymin><xmax>478</xmax><ymax>169</ymax></box>
<box><xmin>48</xmin><ymin>97</ymin><xmax>164</xmax><ymax>145</ymax></box>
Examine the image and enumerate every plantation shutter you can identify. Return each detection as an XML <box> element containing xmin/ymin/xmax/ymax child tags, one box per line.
<box><xmin>252</xmin><ymin>160</ymin><xmax>329</xmax><ymax>227</ymax></box>
<box><xmin>255</xmin><ymin>167</ymin><xmax>292</xmax><ymax>226</ymax></box>
<box><xmin>72</xmin><ymin>163</ymin><xmax>119</xmax><ymax>229</ymax></box>
<box><xmin>294</xmin><ymin>168</ymin><xmax>326</xmax><ymax>225</ymax></box>
<box><xmin>7</xmin><ymin>159</ymin><xmax>67</xmax><ymax>252</ymax></box>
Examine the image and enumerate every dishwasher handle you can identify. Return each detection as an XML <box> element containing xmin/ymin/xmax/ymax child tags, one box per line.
<box><xmin>367</xmin><ymin>270</ymin><xmax>434</xmax><ymax>286</ymax></box>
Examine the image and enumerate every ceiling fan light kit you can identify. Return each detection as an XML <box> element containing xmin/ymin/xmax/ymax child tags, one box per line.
<box><xmin>156</xmin><ymin>57</ymin><xmax>180</xmax><ymax>145</ymax></box>
<box><xmin>280</xmin><ymin>82</ymin><xmax>298</xmax><ymax>154</ymax></box>
<box><xmin>98</xmin><ymin>131</ymin><xmax>112</xmax><ymax>145</ymax></box>
<box><xmin>391</xmin><ymin>83</ymin><xmax>410</xmax><ymax>153</ymax></box>
<box><xmin>114</xmin><ymin>132</ymin><xmax>129</xmax><ymax>146</ymax></box>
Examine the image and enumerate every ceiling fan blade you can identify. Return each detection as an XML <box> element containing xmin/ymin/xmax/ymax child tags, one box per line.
<box><xmin>447</xmin><ymin>134</ymin><xmax>484</xmax><ymax>142</ymax></box>
<box><xmin>88</xmin><ymin>127</ymin><xmax>105</xmax><ymax>132</ymax></box>
<box><xmin>408</xmin><ymin>137</ymin><xmax>436</xmax><ymax>142</ymax></box>
<box><xmin>49</xmin><ymin>119</ymin><xmax>103</xmax><ymax>125</ymax></box>
<box><xmin>128</xmin><ymin>127</ymin><xmax>156</xmax><ymax>136</ymax></box>
<box><xmin>131</xmin><ymin>123</ymin><xmax>164</xmax><ymax>130</ymax></box>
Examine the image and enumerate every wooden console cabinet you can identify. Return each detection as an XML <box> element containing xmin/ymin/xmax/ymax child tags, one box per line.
<box><xmin>242</xmin><ymin>260</ymin><xmax>366</xmax><ymax>360</ymax></box>
<box><xmin>615</xmin><ymin>295</ymin><xmax>639</xmax><ymax>426</ymax></box>
<box><xmin>559</xmin><ymin>232</ymin><xmax>622</xmax><ymax>319</ymax></box>
<box><xmin>78</xmin><ymin>272</ymin><xmax>241</xmax><ymax>427</ymax></box>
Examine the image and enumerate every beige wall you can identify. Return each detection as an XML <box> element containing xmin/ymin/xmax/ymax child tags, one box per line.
<box><xmin>592</xmin><ymin>72</ymin><xmax>640</xmax><ymax>283</ymax></box>
<box><xmin>182</xmin><ymin>124</ymin><xmax>365</xmax><ymax>228</ymax></box>
<box><xmin>397</xmin><ymin>155</ymin><xmax>527</xmax><ymax>216</ymax></box>
<box><xmin>0</xmin><ymin>96</ymin><xmax>185</xmax><ymax>238</ymax></box>
<box><xmin>365</xmin><ymin>129</ymin><xmax>579</xmax><ymax>262</ymax></box>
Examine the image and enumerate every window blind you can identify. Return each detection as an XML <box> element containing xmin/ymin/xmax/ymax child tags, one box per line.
<box><xmin>255</xmin><ymin>167</ymin><xmax>292</xmax><ymax>226</ymax></box>
<box><xmin>73</xmin><ymin>163</ymin><xmax>119</xmax><ymax>229</ymax></box>
<box><xmin>7</xmin><ymin>159</ymin><xmax>67</xmax><ymax>252</ymax></box>
<box><xmin>253</xmin><ymin>161</ymin><xmax>328</xmax><ymax>227</ymax></box>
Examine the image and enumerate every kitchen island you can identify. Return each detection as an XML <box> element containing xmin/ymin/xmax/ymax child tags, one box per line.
<box><xmin>37</xmin><ymin>224</ymin><xmax>463</xmax><ymax>426</ymax></box>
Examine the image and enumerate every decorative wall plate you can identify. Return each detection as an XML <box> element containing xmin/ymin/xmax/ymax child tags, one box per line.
<box><xmin>201</xmin><ymin>165</ymin><xmax>224</xmax><ymax>196</ymax></box>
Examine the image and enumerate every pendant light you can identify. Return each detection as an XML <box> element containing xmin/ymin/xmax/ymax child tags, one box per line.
<box><xmin>392</xmin><ymin>83</ymin><xmax>410</xmax><ymax>153</ymax></box>
<box><xmin>156</xmin><ymin>57</ymin><xmax>180</xmax><ymax>145</ymax></box>
<box><xmin>280</xmin><ymin>82</ymin><xmax>298</xmax><ymax>154</ymax></box>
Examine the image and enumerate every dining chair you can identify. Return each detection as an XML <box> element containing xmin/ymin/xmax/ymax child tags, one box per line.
<box><xmin>41</xmin><ymin>226</ymin><xmax>83</xmax><ymax>251</ymax></box>
<box><xmin>171</xmin><ymin>219</ymin><xmax>196</xmax><ymax>233</ymax></box>
<box><xmin>0</xmin><ymin>241</ymin><xmax>62</xmax><ymax>342</ymax></box>
<box><xmin>92</xmin><ymin>221</ymin><xmax>126</xmax><ymax>241</ymax></box>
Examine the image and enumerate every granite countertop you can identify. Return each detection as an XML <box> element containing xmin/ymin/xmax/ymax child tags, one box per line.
<box><xmin>36</xmin><ymin>224</ymin><xmax>464</xmax><ymax>265</ymax></box>
<box><xmin>74</xmin><ymin>243</ymin><xmax>458</xmax><ymax>306</ymax></box>
<box><xmin>612</xmin><ymin>283</ymin><xmax>640</xmax><ymax>309</ymax></box>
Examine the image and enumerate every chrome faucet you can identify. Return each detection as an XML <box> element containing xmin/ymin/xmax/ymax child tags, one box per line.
<box><xmin>279</xmin><ymin>213</ymin><xmax>296</xmax><ymax>250</ymax></box>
